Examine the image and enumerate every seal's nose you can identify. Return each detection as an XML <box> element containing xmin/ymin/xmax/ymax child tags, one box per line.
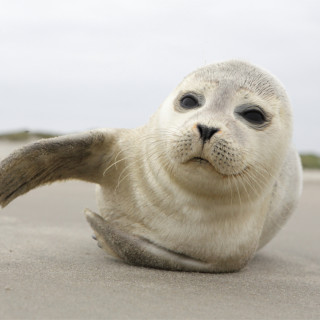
<box><xmin>197</xmin><ymin>124</ymin><xmax>219</xmax><ymax>143</ymax></box>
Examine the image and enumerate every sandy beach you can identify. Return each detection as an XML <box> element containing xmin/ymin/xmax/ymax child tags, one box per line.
<box><xmin>0</xmin><ymin>141</ymin><xmax>319</xmax><ymax>319</ymax></box>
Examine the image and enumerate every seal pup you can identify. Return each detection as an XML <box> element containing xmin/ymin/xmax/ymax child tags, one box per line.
<box><xmin>0</xmin><ymin>60</ymin><xmax>302</xmax><ymax>273</ymax></box>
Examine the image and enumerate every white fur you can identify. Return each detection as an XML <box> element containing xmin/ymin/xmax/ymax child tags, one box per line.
<box><xmin>96</xmin><ymin>60</ymin><xmax>302</xmax><ymax>271</ymax></box>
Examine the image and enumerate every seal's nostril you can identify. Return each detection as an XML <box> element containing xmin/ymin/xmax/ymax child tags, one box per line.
<box><xmin>197</xmin><ymin>124</ymin><xmax>219</xmax><ymax>143</ymax></box>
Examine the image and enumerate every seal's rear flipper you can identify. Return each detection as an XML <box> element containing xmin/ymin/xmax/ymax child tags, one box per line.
<box><xmin>0</xmin><ymin>129</ymin><xmax>118</xmax><ymax>208</ymax></box>
<box><xmin>85</xmin><ymin>209</ymin><xmax>217</xmax><ymax>273</ymax></box>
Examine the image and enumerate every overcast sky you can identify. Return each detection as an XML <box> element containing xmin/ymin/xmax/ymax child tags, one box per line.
<box><xmin>0</xmin><ymin>0</ymin><xmax>319</xmax><ymax>153</ymax></box>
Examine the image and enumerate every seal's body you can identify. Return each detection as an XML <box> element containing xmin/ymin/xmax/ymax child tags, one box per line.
<box><xmin>0</xmin><ymin>60</ymin><xmax>302</xmax><ymax>272</ymax></box>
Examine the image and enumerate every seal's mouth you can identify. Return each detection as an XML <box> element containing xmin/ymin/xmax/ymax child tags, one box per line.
<box><xmin>187</xmin><ymin>156</ymin><xmax>246</xmax><ymax>178</ymax></box>
<box><xmin>190</xmin><ymin>157</ymin><xmax>209</xmax><ymax>164</ymax></box>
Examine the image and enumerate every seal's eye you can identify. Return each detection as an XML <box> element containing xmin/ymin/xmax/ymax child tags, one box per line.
<box><xmin>241</xmin><ymin>110</ymin><xmax>266</xmax><ymax>124</ymax></box>
<box><xmin>180</xmin><ymin>95</ymin><xmax>199</xmax><ymax>109</ymax></box>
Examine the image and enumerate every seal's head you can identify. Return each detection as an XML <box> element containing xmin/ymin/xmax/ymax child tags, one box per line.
<box><xmin>150</xmin><ymin>60</ymin><xmax>292</xmax><ymax>198</ymax></box>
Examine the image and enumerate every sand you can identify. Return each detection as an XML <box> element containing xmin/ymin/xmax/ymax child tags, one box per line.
<box><xmin>0</xmin><ymin>141</ymin><xmax>319</xmax><ymax>319</ymax></box>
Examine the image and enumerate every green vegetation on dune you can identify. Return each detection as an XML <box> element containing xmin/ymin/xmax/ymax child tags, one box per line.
<box><xmin>0</xmin><ymin>130</ymin><xmax>58</xmax><ymax>141</ymax></box>
<box><xmin>300</xmin><ymin>154</ymin><xmax>320</xmax><ymax>169</ymax></box>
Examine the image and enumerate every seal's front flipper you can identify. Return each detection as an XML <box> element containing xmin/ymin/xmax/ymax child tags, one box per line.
<box><xmin>85</xmin><ymin>209</ymin><xmax>216</xmax><ymax>273</ymax></box>
<box><xmin>0</xmin><ymin>129</ymin><xmax>118</xmax><ymax>208</ymax></box>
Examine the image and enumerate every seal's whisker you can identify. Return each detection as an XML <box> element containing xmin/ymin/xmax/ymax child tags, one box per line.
<box><xmin>103</xmin><ymin>157</ymin><xmax>127</xmax><ymax>176</ymax></box>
